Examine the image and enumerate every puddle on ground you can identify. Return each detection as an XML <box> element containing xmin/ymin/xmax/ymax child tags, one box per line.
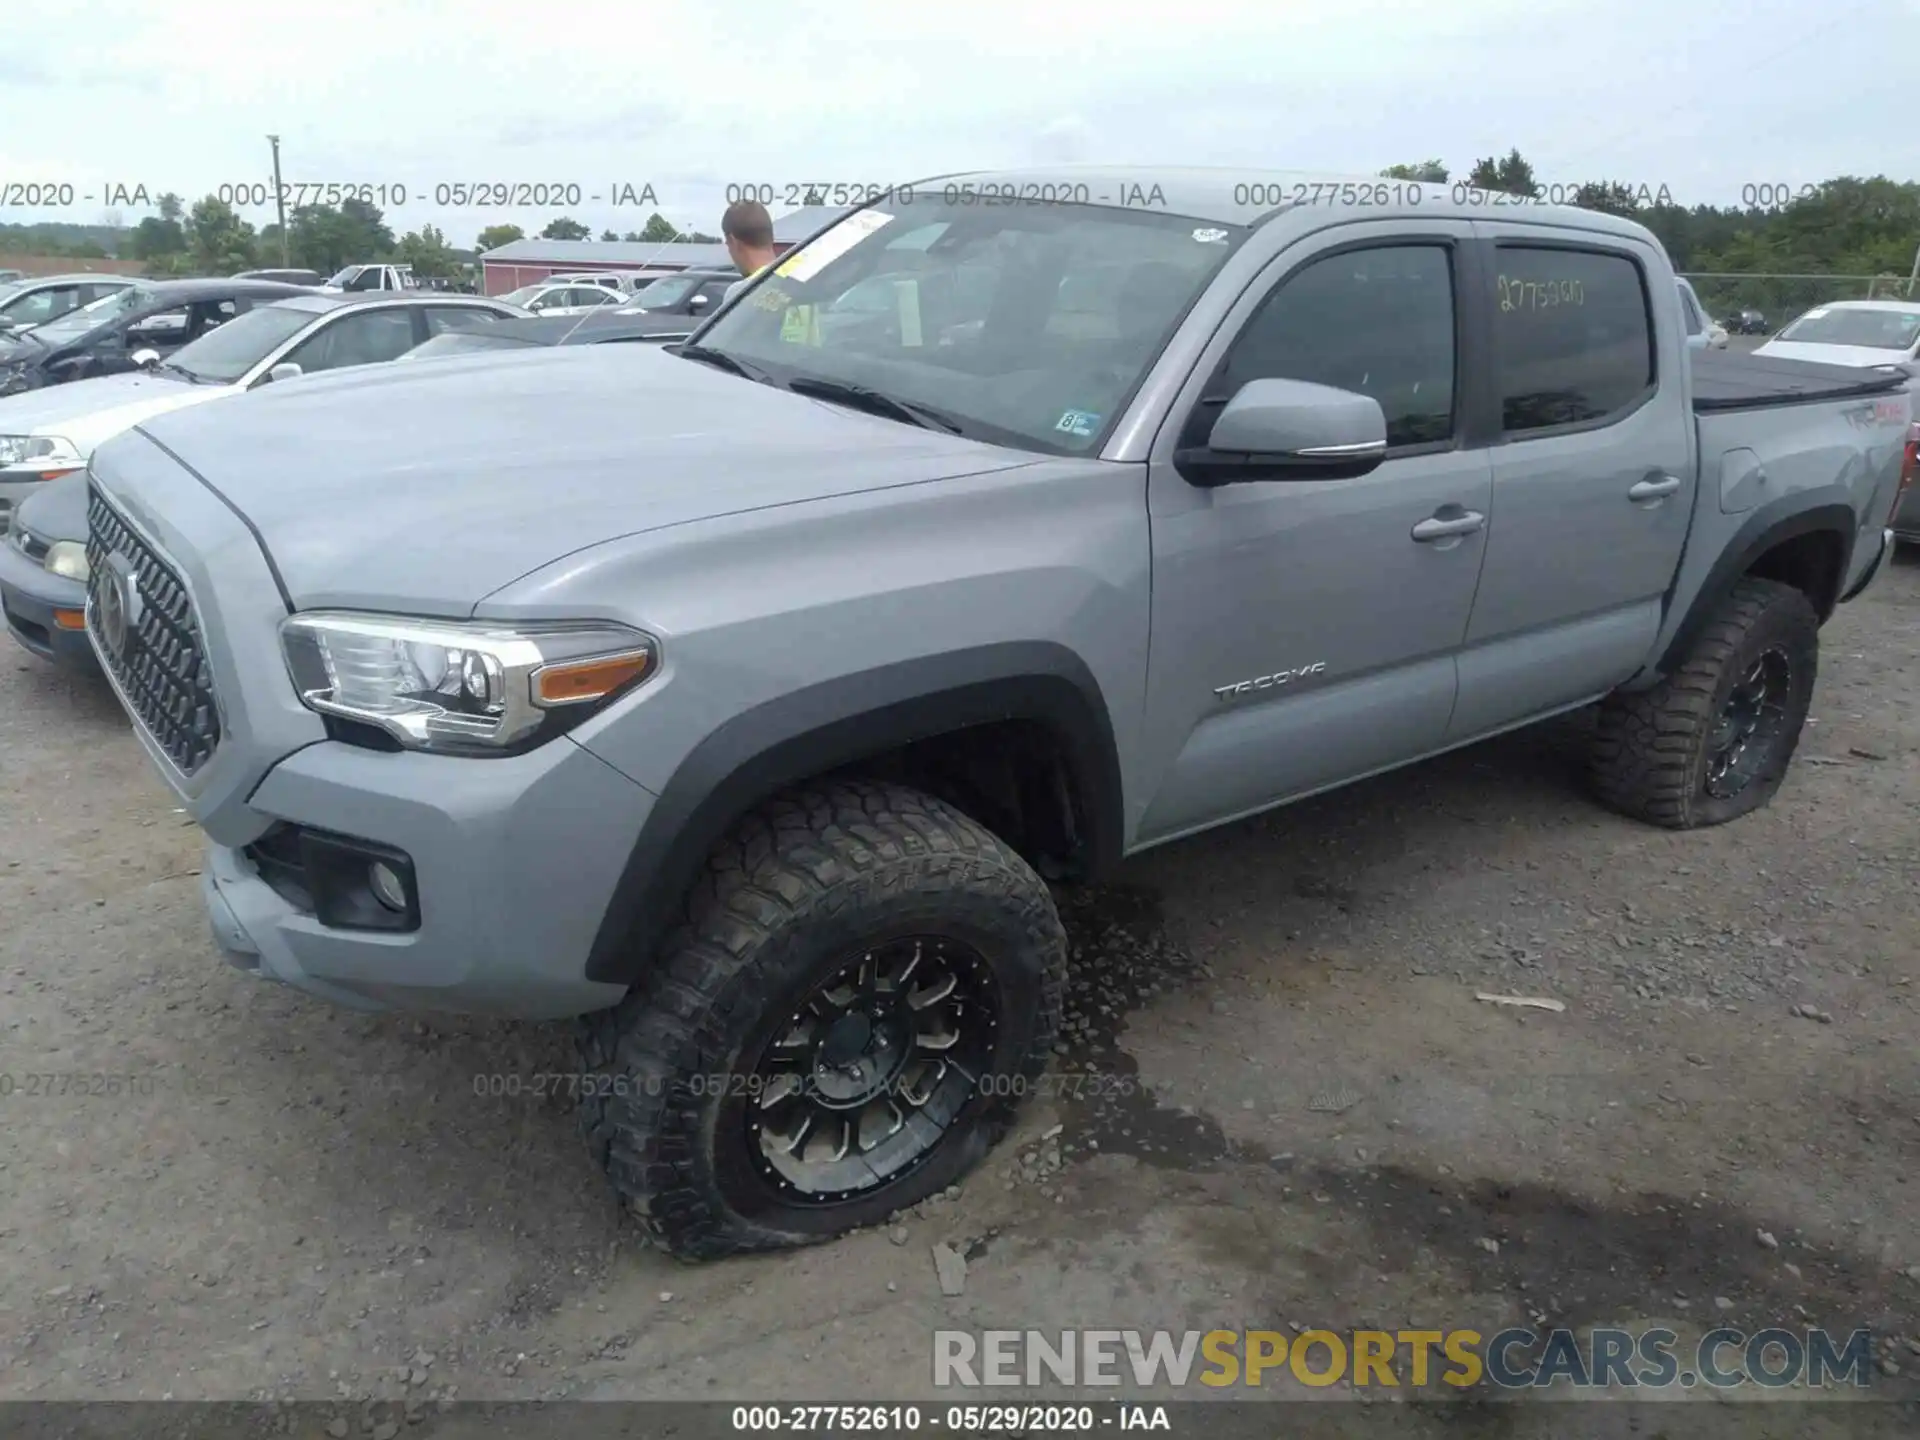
<box><xmin>1052</xmin><ymin>883</ymin><xmax>1242</xmax><ymax>1172</ymax></box>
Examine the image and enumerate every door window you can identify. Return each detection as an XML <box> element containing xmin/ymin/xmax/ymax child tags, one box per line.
<box><xmin>1494</xmin><ymin>247</ymin><xmax>1654</xmax><ymax>434</ymax></box>
<box><xmin>280</xmin><ymin>308</ymin><xmax>419</xmax><ymax>373</ymax></box>
<box><xmin>1184</xmin><ymin>244</ymin><xmax>1457</xmax><ymax>450</ymax></box>
<box><xmin>4</xmin><ymin>285</ymin><xmax>84</xmax><ymax>324</ymax></box>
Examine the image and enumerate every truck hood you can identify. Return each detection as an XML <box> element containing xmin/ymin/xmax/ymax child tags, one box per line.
<box><xmin>1753</xmin><ymin>340</ymin><xmax>1915</xmax><ymax>370</ymax></box>
<box><xmin>117</xmin><ymin>341</ymin><xmax>1040</xmax><ymax>613</ymax></box>
<box><xmin>0</xmin><ymin>369</ymin><xmax>232</xmax><ymax>449</ymax></box>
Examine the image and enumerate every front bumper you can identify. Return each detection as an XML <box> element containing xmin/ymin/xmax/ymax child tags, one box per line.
<box><xmin>0</xmin><ymin>534</ymin><xmax>91</xmax><ymax>664</ymax></box>
<box><xmin>199</xmin><ymin>734</ymin><xmax>651</xmax><ymax>1018</ymax></box>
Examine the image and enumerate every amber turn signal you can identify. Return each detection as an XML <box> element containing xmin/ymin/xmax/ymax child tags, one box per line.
<box><xmin>53</xmin><ymin>609</ymin><xmax>86</xmax><ymax>630</ymax></box>
<box><xmin>532</xmin><ymin>649</ymin><xmax>654</xmax><ymax>706</ymax></box>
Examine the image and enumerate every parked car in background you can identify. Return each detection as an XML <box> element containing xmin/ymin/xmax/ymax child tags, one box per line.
<box><xmin>0</xmin><ymin>289</ymin><xmax>522</xmax><ymax>661</ymax></box>
<box><xmin>496</xmin><ymin>282</ymin><xmax>624</xmax><ymax>317</ymax></box>
<box><xmin>1756</xmin><ymin>301</ymin><xmax>1920</xmax><ymax>369</ymax></box>
<box><xmin>1728</xmin><ymin>309</ymin><xmax>1769</xmax><ymax>335</ymax></box>
<box><xmin>234</xmin><ymin>268</ymin><xmax>325</xmax><ymax>287</ymax></box>
<box><xmin>401</xmin><ymin>310</ymin><xmax>702</xmax><ymax>360</ymax></box>
<box><xmin>542</xmin><ymin>273</ymin><xmax>636</xmax><ymax>294</ymax></box>
<box><xmin>0</xmin><ymin>269</ymin><xmax>25</xmax><ymax>286</ymax></box>
<box><xmin>612</xmin><ymin>269</ymin><xmax>741</xmax><ymax>324</ymax></box>
<box><xmin>75</xmin><ymin>170</ymin><xmax>1910</xmax><ymax>1260</ymax></box>
<box><xmin>0</xmin><ymin>273</ymin><xmax>139</xmax><ymax>335</ymax></box>
<box><xmin>0</xmin><ymin>279</ymin><xmax>311</xmax><ymax>401</ymax></box>
<box><xmin>320</xmin><ymin>263</ymin><xmax>416</xmax><ymax>294</ymax></box>
<box><xmin>1897</xmin><ymin>420</ymin><xmax>1920</xmax><ymax>545</ymax></box>
<box><xmin>1675</xmin><ymin>277</ymin><xmax>1727</xmax><ymax>350</ymax></box>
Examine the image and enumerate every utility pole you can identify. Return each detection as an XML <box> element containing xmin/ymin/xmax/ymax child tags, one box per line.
<box><xmin>1907</xmin><ymin>241</ymin><xmax>1919</xmax><ymax>298</ymax></box>
<box><xmin>268</xmin><ymin>134</ymin><xmax>290</xmax><ymax>266</ymax></box>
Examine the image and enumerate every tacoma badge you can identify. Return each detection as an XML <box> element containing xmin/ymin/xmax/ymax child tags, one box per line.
<box><xmin>1214</xmin><ymin>662</ymin><xmax>1327</xmax><ymax>701</ymax></box>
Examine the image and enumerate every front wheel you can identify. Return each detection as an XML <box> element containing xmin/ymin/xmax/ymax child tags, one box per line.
<box><xmin>1589</xmin><ymin>576</ymin><xmax>1819</xmax><ymax>829</ymax></box>
<box><xmin>577</xmin><ymin>781</ymin><xmax>1066</xmax><ymax>1259</ymax></box>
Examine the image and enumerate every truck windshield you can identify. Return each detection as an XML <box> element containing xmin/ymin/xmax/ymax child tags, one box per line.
<box><xmin>1777</xmin><ymin>307</ymin><xmax>1920</xmax><ymax>351</ymax></box>
<box><xmin>690</xmin><ymin>200</ymin><xmax>1246</xmax><ymax>454</ymax></box>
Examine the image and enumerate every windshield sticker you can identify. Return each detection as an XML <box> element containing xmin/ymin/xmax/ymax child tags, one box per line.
<box><xmin>774</xmin><ymin>211</ymin><xmax>895</xmax><ymax>284</ymax></box>
<box><xmin>1054</xmin><ymin>409</ymin><xmax>1102</xmax><ymax>438</ymax></box>
<box><xmin>1192</xmin><ymin>228</ymin><xmax>1229</xmax><ymax>244</ymax></box>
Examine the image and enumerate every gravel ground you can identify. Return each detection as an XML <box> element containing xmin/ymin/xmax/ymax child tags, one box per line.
<box><xmin>2</xmin><ymin>550</ymin><xmax>1917</xmax><ymax>1429</ymax></box>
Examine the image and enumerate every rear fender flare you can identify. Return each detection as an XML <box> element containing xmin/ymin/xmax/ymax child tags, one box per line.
<box><xmin>1653</xmin><ymin>499</ymin><xmax>1856</xmax><ymax>677</ymax></box>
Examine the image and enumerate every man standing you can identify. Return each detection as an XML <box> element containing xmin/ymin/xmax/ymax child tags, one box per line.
<box><xmin>722</xmin><ymin>200</ymin><xmax>778</xmax><ymax>301</ymax></box>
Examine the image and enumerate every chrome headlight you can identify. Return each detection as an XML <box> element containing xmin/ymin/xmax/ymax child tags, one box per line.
<box><xmin>0</xmin><ymin>434</ymin><xmax>82</xmax><ymax>474</ymax></box>
<box><xmin>42</xmin><ymin>539</ymin><xmax>89</xmax><ymax>581</ymax></box>
<box><xmin>280</xmin><ymin>612</ymin><xmax>659</xmax><ymax>754</ymax></box>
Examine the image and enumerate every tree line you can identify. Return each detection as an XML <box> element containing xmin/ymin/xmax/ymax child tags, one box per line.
<box><xmin>1382</xmin><ymin>151</ymin><xmax>1919</xmax><ymax>315</ymax></box>
<box><xmin>0</xmin><ymin>196</ymin><xmax>720</xmax><ymax>281</ymax></box>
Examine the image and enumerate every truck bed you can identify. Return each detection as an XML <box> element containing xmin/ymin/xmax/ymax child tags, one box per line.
<box><xmin>1691</xmin><ymin>349</ymin><xmax>1910</xmax><ymax>412</ymax></box>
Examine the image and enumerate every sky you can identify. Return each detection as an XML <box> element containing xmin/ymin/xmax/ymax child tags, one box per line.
<box><xmin>3</xmin><ymin>0</ymin><xmax>1916</xmax><ymax>251</ymax></box>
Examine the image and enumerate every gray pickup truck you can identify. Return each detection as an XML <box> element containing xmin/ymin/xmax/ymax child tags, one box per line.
<box><xmin>77</xmin><ymin>169</ymin><xmax>1912</xmax><ymax>1259</ymax></box>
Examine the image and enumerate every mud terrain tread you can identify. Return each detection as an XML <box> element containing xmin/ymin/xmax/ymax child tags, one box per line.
<box><xmin>1589</xmin><ymin>577</ymin><xmax>1818</xmax><ymax>829</ymax></box>
<box><xmin>578</xmin><ymin>779</ymin><xmax>1065</xmax><ymax>1260</ymax></box>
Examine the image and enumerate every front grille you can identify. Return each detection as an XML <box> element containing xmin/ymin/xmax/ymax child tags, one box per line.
<box><xmin>13</xmin><ymin>527</ymin><xmax>49</xmax><ymax>564</ymax></box>
<box><xmin>85</xmin><ymin>482</ymin><xmax>222</xmax><ymax>776</ymax></box>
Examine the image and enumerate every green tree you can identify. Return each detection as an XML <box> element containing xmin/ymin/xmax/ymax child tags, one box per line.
<box><xmin>1380</xmin><ymin>161</ymin><xmax>1448</xmax><ymax>182</ymax></box>
<box><xmin>636</xmin><ymin>212</ymin><xmax>680</xmax><ymax>243</ymax></box>
<box><xmin>185</xmin><ymin>195</ymin><xmax>258</xmax><ymax>274</ymax></box>
<box><xmin>158</xmin><ymin>192</ymin><xmax>185</xmax><ymax>224</ymax></box>
<box><xmin>1466</xmin><ymin>149</ymin><xmax>1539</xmax><ymax>197</ymax></box>
<box><xmin>129</xmin><ymin>212</ymin><xmax>187</xmax><ymax>261</ymax></box>
<box><xmin>396</xmin><ymin>223</ymin><xmax>459</xmax><ymax>279</ymax></box>
<box><xmin>1571</xmin><ymin>181</ymin><xmax>1645</xmax><ymax>219</ymax></box>
<box><xmin>686</xmin><ymin>230</ymin><xmax>721</xmax><ymax>244</ymax></box>
<box><xmin>475</xmin><ymin>223</ymin><xmax>524</xmax><ymax>253</ymax></box>
<box><xmin>340</xmin><ymin>197</ymin><xmax>394</xmax><ymax>256</ymax></box>
<box><xmin>599</xmin><ymin>228</ymin><xmax>619</xmax><ymax>241</ymax></box>
<box><xmin>539</xmin><ymin>216</ymin><xmax>590</xmax><ymax>240</ymax></box>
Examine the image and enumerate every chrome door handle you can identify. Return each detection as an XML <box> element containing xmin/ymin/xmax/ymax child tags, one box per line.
<box><xmin>1629</xmin><ymin>475</ymin><xmax>1682</xmax><ymax>502</ymax></box>
<box><xmin>1411</xmin><ymin>510</ymin><xmax>1486</xmax><ymax>542</ymax></box>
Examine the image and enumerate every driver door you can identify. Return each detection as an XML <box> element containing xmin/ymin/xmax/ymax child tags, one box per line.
<box><xmin>1134</xmin><ymin>221</ymin><xmax>1492</xmax><ymax>843</ymax></box>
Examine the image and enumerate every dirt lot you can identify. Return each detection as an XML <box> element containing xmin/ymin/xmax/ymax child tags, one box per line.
<box><xmin>3</xmin><ymin>552</ymin><xmax>1918</xmax><ymax>1431</ymax></box>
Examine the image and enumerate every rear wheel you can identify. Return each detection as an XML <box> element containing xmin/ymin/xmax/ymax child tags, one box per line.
<box><xmin>1589</xmin><ymin>577</ymin><xmax>1819</xmax><ymax>828</ymax></box>
<box><xmin>577</xmin><ymin>781</ymin><xmax>1065</xmax><ymax>1259</ymax></box>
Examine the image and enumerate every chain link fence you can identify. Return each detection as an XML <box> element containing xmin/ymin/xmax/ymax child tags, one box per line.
<box><xmin>1681</xmin><ymin>271</ymin><xmax>1915</xmax><ymax>328</ymax></box>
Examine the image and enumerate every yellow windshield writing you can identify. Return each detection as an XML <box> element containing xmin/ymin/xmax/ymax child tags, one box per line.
<box><xmin>1498</xmin><ymin>276</ymin><xmax>1584</xmax><ymax>311</ymax></box>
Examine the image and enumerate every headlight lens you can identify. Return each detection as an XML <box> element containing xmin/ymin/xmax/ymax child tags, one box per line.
<box><xmin>42</xmin><ymin>539</ymin><xmax>89</xmax><ymax>581</ymax></box>
<box><xmin>0</xmin><ymin>434</ymin><xmax>81</xmax><ymax>473</ymax></box>
<box><xmin>281</xmin><ymin>612</ymin><xmax>658</xmax><ymax>753</ymax></box>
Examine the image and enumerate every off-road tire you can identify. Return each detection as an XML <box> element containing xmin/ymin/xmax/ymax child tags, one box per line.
<box><xmin>1589</xmin><ymin>577</ymin><xmax>1819</xmax><ymax>829</ymax></box>
<box><xmin>576</xmin><ymin>780</ymin><xmax>1066</xmax><ymax>1260</ymax></box>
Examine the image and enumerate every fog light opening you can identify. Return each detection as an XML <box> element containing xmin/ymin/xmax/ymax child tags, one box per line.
<box><xmin>368</xmin><ymin>861</ymin><xmax>408</xmax><ymax>912</ymax></box>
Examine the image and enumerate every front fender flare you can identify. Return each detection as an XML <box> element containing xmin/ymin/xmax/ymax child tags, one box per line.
<box><xmin>582</xmin><ymin>642</ymin><xmax>1125</xmax><ymax>987</ymax></box>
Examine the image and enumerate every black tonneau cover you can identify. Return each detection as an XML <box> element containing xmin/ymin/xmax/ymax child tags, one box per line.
<box><xmin>1691</xmin><ymin>349</ymin><xmax>1912</xmax><ymax>413</ymax></box>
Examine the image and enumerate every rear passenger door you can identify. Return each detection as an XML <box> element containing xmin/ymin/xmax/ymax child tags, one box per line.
<box><xmin>1447</xmin><ymin>227</ymin><xmax>1694</xmax><ymax>741</ymax></box>
<box><xmin>1136</xmin><ymin>222</ymin><xmax>1493</xmax><ymax>843</ymax></box>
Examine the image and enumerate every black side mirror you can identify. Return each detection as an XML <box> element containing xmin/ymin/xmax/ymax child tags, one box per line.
<box><xmin>1175</xmin><ymin>377</ymin><xmax>1389</xmax><ymax>487</ymax></box>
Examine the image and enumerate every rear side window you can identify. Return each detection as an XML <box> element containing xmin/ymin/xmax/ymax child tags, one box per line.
<box><xmin>1494</xmin><ymin>247</ymin><xmax>1653</xmax><ymax>434</ymax></box>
